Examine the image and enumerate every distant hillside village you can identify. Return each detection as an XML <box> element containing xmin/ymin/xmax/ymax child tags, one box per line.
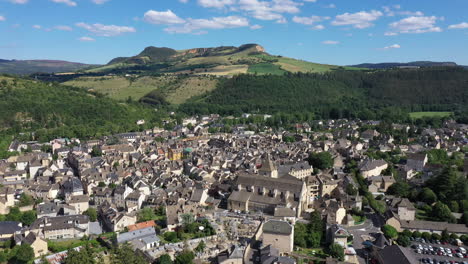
<box><xmin>0</xmin><ymin>114</ymin><xmax>468</xmax><ymax>264</ymax></box>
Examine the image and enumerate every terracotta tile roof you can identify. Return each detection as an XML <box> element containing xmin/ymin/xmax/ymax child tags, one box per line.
<box><xmin>127</xmin><ymin>220</ymin><xmax>156</xmax><ymax>232</ymax></box>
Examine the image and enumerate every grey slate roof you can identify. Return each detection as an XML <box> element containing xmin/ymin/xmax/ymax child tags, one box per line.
<box><xmin>263</xmin><ymin>220</ymin><xmax>292</xmax><ymax>236</ymax></box>
<box><xmin>0</xmin><ymin>221</ymin><xmax>22</xmax><ymax>235</ymax></box>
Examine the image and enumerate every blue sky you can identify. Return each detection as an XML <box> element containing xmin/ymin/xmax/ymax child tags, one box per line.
<box><xmin>0</xmin><ymin>0</ymin><xmax>467</xmax><ymax>65</ymax></box>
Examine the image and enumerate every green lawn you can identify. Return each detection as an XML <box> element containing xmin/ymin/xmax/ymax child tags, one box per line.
<box><xmin>294</xmin><ymin>247</ymin><xmax>328</xmax><ymax>259</ymax></box>
<box><xmin>352</xmin><ymin>214</ymin><xmax>367</xmax><ymax>224</ymax></box>
<box><xmin>409</xmin><ymin>112</ymin><xmax>453</xmax><ymax>119</ymax></box>
<box><xmin>248</xmin><ymin>63</ymin><xmax>286</xmax><ymax>75</ymax></box>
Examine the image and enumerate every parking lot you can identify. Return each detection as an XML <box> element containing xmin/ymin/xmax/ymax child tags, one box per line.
<box><xmin>411</xmin><ymin>238</ymin><xmax>468</xmax><ymax>264</ymax></box>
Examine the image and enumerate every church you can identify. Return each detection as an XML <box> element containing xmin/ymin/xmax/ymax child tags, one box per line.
<box><xmin>228</xmin><ymin>154</ymin><xmax>308</xmax><ymax>218</ymax></box>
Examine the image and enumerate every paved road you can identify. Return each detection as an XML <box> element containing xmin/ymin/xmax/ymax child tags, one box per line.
<box><xmin>348</xmin><ymin>212</ymin><xmax>384</xmax><ymax>264</ymax></box>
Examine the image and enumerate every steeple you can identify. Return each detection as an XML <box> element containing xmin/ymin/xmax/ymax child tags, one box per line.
<box><xmin>259</xmin><ymin>153</ymin><xmax>278</xmax><ymax>178</ymax></box>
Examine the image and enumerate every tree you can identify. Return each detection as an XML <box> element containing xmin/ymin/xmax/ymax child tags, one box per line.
<box><xmin>294</xmin><ymin>223</ymin><xmax>307</xmax><ymax>247</ymax></box>
<box><xmin>382</xmin><ymin>225</ymin><xmax>398</xmax><ymax>239</ymax></box>
<box><xmin>90</xmin><ymin>146</ymin><xmax>102</xmax><ymax>157</ymax></box>
<box><xmin>195</xmin><ymin>240</ymin><xmax>205</xmax><ymax>253</ymax></box>
<box><xmin>422</xmin><ymin>232</ymin><xmax>431</xmax><ymax>240</ymax></box>
<box><xmin>345</xmin><ymin>184</ymin><xmax>357</xmax><ymax>196</ymax></box>
<box><xmin>432</xmin><ymin>202</ymin><xmax>456</xmax><ymax>223</ymax></box>
<box><xmin>180</xmin><ymin>213</ymin><xmax>195</xmax><ymax>226</ymax></box>
<box><xmin>13</xmin><ymin>244</ymin><xmax>35</xmax><ymax>264</ymax></box>
<box><xmin>18</xmin><ymin>193</ymin><xmax>35</xmax><ymax>207</ymax></box>
<box><xmin>419</xmin><ymin>188</ymin><xmax>437</xmax><ymax>204</ymax></box>
<box><xmin>157</xmin><ymin>254</ymin><xmax>173</xmax><ymax>264</ymax></box>
<box><xmin>386</xmin><ymin>182</ymin><xmax>410</xmax><ymax>197</ymax></box>
<box><xmin>412</xmin><ymin>231</ymin><xmax>422</xmax><ymax>238</ymax></box>
<box><xmin>307</xmin><ymin>152</ymin><xmax>333</xmax><ymax>170</ymax></box>
<box><xmin>111</xmin><ymin>244</ymin><xmax>146</xmax><ymax>264</ymax></box>
<box><xmin>397</xmin><ymin>235</ymin><xmax>411</xmax><ymax>247</ymax></box>
<box><xmin>137</xmin><ymin>207</ymin><xmax>156</xmax><ymax>223</ymax></box>
<box><xmin>328</xmin><ymin>243</ymin><xmax>344</xmax><ymax>261</ymax></box>
<box><xmin>83</xmin><ymin>208</ymin><xmax>97</xmax><ymax>222</ymax></box>
<box><xmin>21</xmin><ymin>210</ymin><xmax>37</xmax><ymax>226</ymax></box>
<box><xmin>64</xmin><ymin>246</ymin><xmax>95</xmax><ymax>264</ymax></box>
<box><xmin>175</xmin><ymin>250</ymin><xmax>194</xmax><ymax>264</ymax></box>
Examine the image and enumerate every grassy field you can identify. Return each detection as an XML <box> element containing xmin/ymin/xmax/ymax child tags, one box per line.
<box><xmin>64</xmin><ymin>76</ymin><xmax>173</xmax><ymax>101</ymax></box>
<box><xmin>64</xmin><ymin>75</ymin><xmax>218</xmax><ymax>104</ymax></box>
<box><xmin>165</xmin><ymin>77</ymin><xmax>218</xmax><ymax>104</ymax></box>
<box><xmin>409</xmin><ymin>112</ymin><xmax>453</xmax><ymax>119</ymax></box>
<box><xmin>248</xmin><ymin>63</ymin><xmax>286</xmax><ymax>75</ymax></box>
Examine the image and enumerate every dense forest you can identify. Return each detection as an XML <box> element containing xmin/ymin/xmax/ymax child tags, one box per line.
<box><xmin>0</xmin><ymin>76</ymin><xmax>165</xmax><ymax>157</ymax></box>
<box><xmin>180</xmin><ymin>67</ymin><xmax>468</xmax><ymax>121</ymax></box>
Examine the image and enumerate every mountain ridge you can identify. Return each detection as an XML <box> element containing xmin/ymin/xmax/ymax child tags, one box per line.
<box><xmin>0</xmin><ymin>59</ymin><xmax>94</xmax><ymax>75</ymax></box>
<box><xmin>349</xmin><ymin>61</ymin><xmax>462</xmax><ymax>69</ymax></box>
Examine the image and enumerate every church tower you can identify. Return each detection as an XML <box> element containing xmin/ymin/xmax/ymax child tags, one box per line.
<box><xmin>259</xmin><ymin>153</ymin><xmax>278</xmax><ymax>178</ymax></box>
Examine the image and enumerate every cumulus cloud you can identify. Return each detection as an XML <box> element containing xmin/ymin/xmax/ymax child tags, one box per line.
<box><xmin>303</xmin><ymin>0</ymin><xmax>316</xmax><ymax>2</ymax></box>
<box><xmin>322</xmin><ymin>40</ymin><xmax>339</xmax><ymax>45</ymax></box>
<box><xmin>79</xmin><ymin>36</ymin><xmax>95</xmax><ymax>42</ymax></box>
<box><xmin>75</xmin><ymin>22</ymin><xmax>136</xmax><ymax>36</ymax></box>
<box><xmin>164</xmin><ymin>15</ymin><xmax>249</xmax><ymax>34</ymax></box>
<box><xmin>144</xmin><ymin>10</ymin><xmax>186</xmax><ymax>25</ymax></box>
<box><xmin>380</xmin><ymin>44</ymin><xmax>401</xmax><ymax>50</ymax></box>
<box><xmin>449</xmin><ymin>22</ymin><xmax>468</xmax><ymax>29</ymax></box>
<box><xmin>312</xmin><ymin>24</ymin><xmax>324</xmax><ymax>30</ymax></box>
<box><xmin>51</xmin><ymin>0</ymin><xmax>77</xmax><ymax>6</ymax></box>
<box><xmin>0</xmin><ymin>16</ymin><xmax>5</xmax><ymax>22</ymax></box>
<box><xmin>250</xmin><ymin>24</ymin><xmax>263</xmax><ymax>29</ymax></box>
<box><xmin>383</xmin><ymin>5</ymin><xmax>423</xmax><ymax>17</ymax></box>
<box><xmin>9</xmin><ymin>0</ymin><xmax>28</xmax><ymax>4</ymax></box>
<box><xmin>236</xmin><ymin>0</ymin><xmax>302</xmax><ymax>21</ymax></box>
<box><xmin>32</xmin><ymin>25</ymin><xmax>42</xmax><ymax>29</ymax></box>
<box><xmin>292</xmin><ymin>15</ymin><xmax>328</xmax><ymax>25</ymax></box>
<box><xmin>197</xmin><ymin>0</ymin><xmax>235</xmax><ymax>8</ymax></box>
<box><xmin>92</xmin><ymin>0</ymin><xmax>110</xmax><ymax>4</ymax></box>
<box><xmin>55</xmin><ymin>25</ymin><xmax>73</xmax><ymax>31</ymax></box>
<box><xmin>388</xmin><ymin>16</ymin><xmax>442</xmax><ymax>34</ymax></box>
<box><xmin>325</xmin><ymin>4</ymin><xmax>336</xmax><ymax>8</ymax></box>
<box><xmin>332</xmin><ymin>10</ymin><xmax>383</xmax><ymax>29</ymax></box>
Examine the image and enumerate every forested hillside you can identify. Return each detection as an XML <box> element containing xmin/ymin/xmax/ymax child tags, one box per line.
<box><xmin>0</xmin><ymin>76</ymin><xmax>164</xmax><ymax>157</ymax></box>
<box><xmin>180</xmin><ymin>67</ymin><xmax>468</xmax><ymax>120</ymax></box>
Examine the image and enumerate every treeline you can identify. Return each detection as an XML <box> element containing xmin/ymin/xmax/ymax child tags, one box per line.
<box><xmin>180</xmin><ymin>67</ymin><xmax>468</xmax><ymax>122</ymax></box>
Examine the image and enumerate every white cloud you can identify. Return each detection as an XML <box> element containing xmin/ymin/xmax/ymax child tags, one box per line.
<box><xmin>312</xmin><ymin>24</ymin><xmax>324</xmax><ymax>30</ymax></box>
<box><xmin>55</xmin><ymin>25</ymin><xmax>73</xmax><ymax>31</ymax></box>
<box><xmin>179</xmin><ymin>0</ymin><xmax>189</xmax><ymax>3</ymax></box>
<box><xmin>325</xmin><ymin>4</ymin><xmax>335</xmax><ymax>8</ymax></box>
<box><xmin>164</xmin><ymin>15</ymin><xmax>249</xmax><ymax>34</ymax></box>
<box><xmin>144</xmin><ymin>10</ymin><xmax>186</xmax><ymax>25</ymax></box>
<box><xmin>388</xmin><ymin>16</ymin><xmax>442</xmax><ymax>34</ymax></box>
<box><xmin>384</xmin><ymin>32</ymin><xmax>398</xmax><ymax>36</ymax></box>
<box><xmin>32</xmin><ymin>25</ymin><xmax>42</xmax><ymax>29</ymax></box>
<box><xmin>303</xmin><ymin>0</ymin><xmax>316</xmax><ymax>2</ymax></box>
<box><xmin>9</xmin><ymin>0</ymin><xmax>28</xmax><ymax>4</ymax></box>
<box><xmin>332</xmin><ymin>10</ymin><xmax>383</xmax><ymax>29</ymax></box>
<box><xmin>79</xmin><ymin>36</ymin><xmax>95</xmax><ymax>42</ymax></box>
<box><xmin>0</xmin><ymin>16</ymin><xmax>5</xmax><ymax>22</ymax></box>
<box><xmin>292</xmin><ymin>15</ymin><xmax>328</xmax><ymax>25</ymax></box>
<box><xmin>250</xmin><ymin>24</ymin><xmax>263</xmax><ymax>29</ymax></box>
<box><xmin>92</xmin><ymin>0</ymin><xmax>110</xmax><ymax>4</ymax></box>
<box><xmin>197</xmin><ymin>0</ymin><xmax>235</xmax><ymax>8</ymax></box>
<box><xmin>449</xmin><ymin>22</ymin><xmax>468</xmax><ymax>29</ymax></box>
<box><xmin>381</xmin><ymin>44</ymin><xmax>401</xmax><ymax>50</ymax></box>
<box><xmin>237</xmin><ymin>0</ymin><xmax>301</xmax><ymax>21</ymax></box>
<box><xmin>276</xmin><ymin>17</ymin><xmax>287</xmax><ymax>24</ymax></box>
<box><xmin>51</xmin><ymin>0</ymin><xmax>77</xmax><ymax>6</ymax></box>
<box><xmin>75</xmin><ymin>22</ymin><xmax>136</xmax><ymax>36</ymax></box>
<box><xmin>322</xmin><ymin>40</ymin><xmax>339</xmax><ymax>45</ymax></box>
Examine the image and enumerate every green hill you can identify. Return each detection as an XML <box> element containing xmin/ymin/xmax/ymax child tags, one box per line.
<box><xmin>0</xmin><ymin>59</ymin><xmax>94</xmax><ymax>75</ymax></box>
<box><xmin>85</xmin><ymin>44</ymin><xmax>354</xmax><ymax>75</ymax></box>
<box><xmin>180</xmin><ymin>67</ymin><xmax>468</xmax><ymax>120</ymax></box>
<box><xmin>0</xmin><ymin>76</ymin><xmax>164</xmax><ymax>156</ymax></box>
